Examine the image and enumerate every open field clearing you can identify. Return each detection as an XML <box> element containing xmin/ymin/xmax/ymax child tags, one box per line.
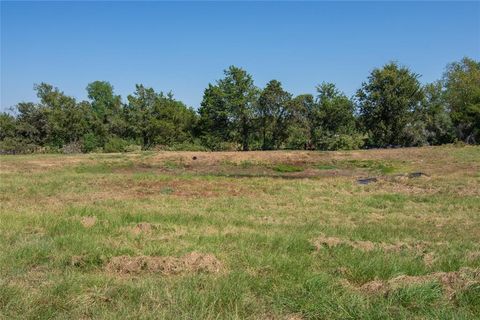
<box><xmin>1</xmin><ymin>146</ymin><xmax>479</xmax><ymax>319</ymax></box>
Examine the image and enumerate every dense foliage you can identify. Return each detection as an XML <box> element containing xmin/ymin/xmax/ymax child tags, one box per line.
<box><xmin>1</xmin><ymin>57</ymin><xmax>479</xmax><ymax>153</ymax></box>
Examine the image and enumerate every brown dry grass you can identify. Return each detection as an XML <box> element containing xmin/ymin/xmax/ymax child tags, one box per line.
<box><xmin>105</xmin><ymin>252</ymin><xmax>223</xmax><ymax>275</ymax></box>
<box><xmin>357</xmin><ymin>267</ymin><xmax>480</xmax><ymax>299</ymax></box>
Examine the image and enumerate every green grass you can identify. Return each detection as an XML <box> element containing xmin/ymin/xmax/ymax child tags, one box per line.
<box><xmin>316</xmin><ymin>164</ymin><xmax>337</xmax><ymax>170</ymax></box>
<box><xmin>272</xmin><ymin>164</ymin><xmax>304</xmax><ymax>173</ymax></box>
<box><xmin>0</xmin><ymin>145</ymin><xmax>479</xmax><ymax>319</ymax></box>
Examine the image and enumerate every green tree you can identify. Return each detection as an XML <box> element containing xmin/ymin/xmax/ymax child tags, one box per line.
<box><xmin>315</xmin><ymin>83</ymin><xmax>356</xmax><ymax>133</ymax></box>
<box><xmin>356</xmin><ymin>62</ymin><xmax>424</xmax><ymax>147</ymax></box>
<box><xmin>286</xmin><ymin>94</ymin><xmax>316</xmax><ymax>149</ymax></box>
<box><xmin>417</xmin><ymin>82</ymin><xmax>455</xmax><ymax>145</ymax></box>
<box><xmin>197</xmin><ymin>84</ymin><xmax>231</xmax><ymax>149</ymax></box>
<box><xmin>35</xmin><ymin>83</ymin><xmax>90</xmax><ymax>147</ymax></box>
<box><xmin>125</xmin><ymin>85</ymin><xmax>157</xmax><ymax>148</ymax></box>
<box><xmin>86</xmin><ymin>81</ymin><xmax>125</xmax><ymax>144</ymax></box>
<box><xmin>198</xmin><ymin>66</ymin><xmax>258</xmax><ymax>151</ymax></box>
<box><xmin>0</xmin><ymin>112</ymin><xmax>28</xmax><ymax>153</ymax></box>
<box><xmin>257</xmin><ymin>80</ymin><xmax>292</xmax><ymax>150</ymax></box>
<box><xmin>13</xmin><ymin>102</ymin><xmax>49</xmax><ymax>146</ymax></box>
<box><xmin>0</xmin><ymin>113</ymin><xmax>16</xmax><ymax>141</ymax></box>
<box><xmin>443</xmin><ymin>57</ymin><xmax>480</xmax><ymax>143</ymax></box>
<box><xmin>219</xmin><ymin>66</ymin><xmax>259</xmax><ymax>151</ymax></box>
<box><xmin>126</xmin><ymin>85</ymin><xmax>196</xmax><ymax>149</ymax></box>
<box><xmin>313</xmin><ymin>83</ymin><xmax>363</xmax><ymax>150</ymax></box>
<box><xmin>86</xmin><ymin>81</ymin><xmax>121</xmax><ymax>115</ymax></box>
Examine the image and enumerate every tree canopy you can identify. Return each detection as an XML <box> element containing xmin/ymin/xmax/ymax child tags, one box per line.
<box><xmin>1</xmin><ymin>57</ymin><xmax>478</xmax><ymax>154</ymax></box>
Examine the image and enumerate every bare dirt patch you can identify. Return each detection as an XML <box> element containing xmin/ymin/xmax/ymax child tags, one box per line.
<box><xmin>358</xmin><ymin>267</ymin><xmax>480</xmax><ymax>299</ymax></box>
<box><xmin>105</xmin><ymin>252</ymin><xmax>223</xmax><ymax>275</ymax></box>
<box><xmin>81</xmin><ymin>216</ymin><xmax>97</xmax><ymax>228</ymax></box>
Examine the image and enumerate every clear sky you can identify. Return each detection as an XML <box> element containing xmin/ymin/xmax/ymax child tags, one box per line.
<box><xmin>1</xmin><ymin>1</ymin><xmax>479</xmax><ymax>111</ymax></box>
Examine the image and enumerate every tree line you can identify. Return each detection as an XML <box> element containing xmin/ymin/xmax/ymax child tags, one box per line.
<box><xmin>1</xmin><ymin>57</ymin><xmax>479</xmax><ymax>153</ymax></box>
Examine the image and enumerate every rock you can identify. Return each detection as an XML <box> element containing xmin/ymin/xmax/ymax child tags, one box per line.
<box><xmin>357</xmin><ymin>177</ymin><xmax>378</xmax><ymax>185</ymax></box>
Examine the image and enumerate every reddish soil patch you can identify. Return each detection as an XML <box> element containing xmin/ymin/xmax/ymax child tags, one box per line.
<box><xmin>105</xmin><ymin>252</ymin><xmax>223</xmax><ymax>275</ymax></box>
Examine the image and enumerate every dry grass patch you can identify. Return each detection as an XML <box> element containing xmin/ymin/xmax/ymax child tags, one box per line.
<box><xmin>80</xmin><ymin>216</ymin><xmax>97</xmax><ymax>228</ymax></box>
<box><xmin>105</xmin><ymin>252</ymin><xmax>223</xmax><ymax>275</ymax></box>
<box><xmin>312</xmin><ymin>234</ymin><xmax>432</xmax><ymax>255</ymax></box>
<box><xmin>129</xmin><ymin>222</ymin><xmax>154</xmax><ymax>235</ymax></box>
<box><xmin>91</xmin><ymin>178</ymin><xmax>252</xmax><ymax>199</ymax></box>
<box><xmin>357</xmin><ymin>267</ymin><xmax>480</xmax><ymax>299</ymax></box>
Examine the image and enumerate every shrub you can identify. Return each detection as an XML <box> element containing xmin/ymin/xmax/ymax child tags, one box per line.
<box><xmin>0</xmin><ymin>137</ymin><xmax>38</xmax><ymax>154</ymax></box>
<box><xmin>103</xmin><ymin>137</ymin><xmax>130</xmax><ymax>153</ymax></box>
<box><xmin>164</xmin><ymin>142</ymin><xmax>209</xmax><ymax>152</ymax></box>
<box><xmin>82</xmin><ymin>133</ymin><xmax>100</xmax><ymax>153</ymax></box>
<box><xmin>124</xmin><ymin>144</ymin><xmax>142</xmax><ymax>153</ymax></box>
<box><xmin>316</xmin><ymin>133</ymin><xmax>366</xmax><ymax>151</ymax></box>
<box><xmin>199</xmin><ymin>135</ymin><xmax>238</xmax><ymax>151</ymax></box>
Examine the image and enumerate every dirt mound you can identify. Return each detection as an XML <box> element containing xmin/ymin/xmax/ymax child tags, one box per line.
<box><xmin>359</xmin><ymin>267</ymin><xmax>480</xmax><ymax>299</ymax></box>
<box><xmin>131</xmin><ymin>222</ymin><xmax>153</xmax><ymax>235</ymax></box>
<box><xmin>105</xmin><ymin>252</ymin><xmax>223</xmax><ymax>275</ymax></box>
<box><xmin>81</xmin><ymin>216</ymin><xmax>97</xmax><ymax>228</ymax></box>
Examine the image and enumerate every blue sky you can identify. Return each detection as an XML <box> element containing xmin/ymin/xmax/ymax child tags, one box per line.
<box><xmin>1</xmin><ymin>1</ymin><xmax>479</xmax><ymax>111</ymax></box>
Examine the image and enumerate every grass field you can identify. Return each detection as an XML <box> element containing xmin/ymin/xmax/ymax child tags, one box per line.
<box><xmin>1</xmin><ymin>146</ymin><xmax>479</xmax><ymax>319</ymax></box>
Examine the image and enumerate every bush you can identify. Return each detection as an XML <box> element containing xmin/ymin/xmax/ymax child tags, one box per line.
<box><xmin>199</xmin><ymin>135</ymin><xmax>238</xmax><ymax>151</ymax></box>
<box><xmin>103</xmin><ymin>137</ymin><xmax>130</xmax><ymax>153</ymax></box>
<box><xmin>453</xmin><ymin>139</ymin><xmax>467</xmax><ymax>148</ymax></box>
<box><xmin>124</xmin><ymin>144</ymin><xmax>142</xmax><ymax>153</ymax></box>
<box><xmin>0</xmin><ymin>137</ymin><xmax>38</xmax><ymax>154</ymax></box>
<box><xmin>82</xmin><ymin>133</ymin><xmax>100</xmax><ymax>153</ymax></box>
<box><xmin>316</xmin><ymin>133</ymin><xmax>366</xmax><ymax>151</ymax></box>
<box><xmin>165</xmin><ymin>141</ymin><xmax>209</xmax><ymax>152</ymax></box>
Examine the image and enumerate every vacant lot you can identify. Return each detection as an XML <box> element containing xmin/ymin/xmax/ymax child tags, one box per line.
<box><xmin>1</xmin><ymin>146</ymin><xmax>479</xmax><ymax>319</ymax></box>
